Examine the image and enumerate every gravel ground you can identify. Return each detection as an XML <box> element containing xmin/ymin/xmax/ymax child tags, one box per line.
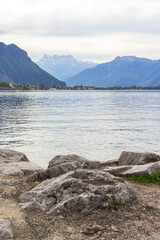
<box><xmin>0</xmin><ymin>174</ymin><xmax>160</xmax><ymax>240</ymax></box>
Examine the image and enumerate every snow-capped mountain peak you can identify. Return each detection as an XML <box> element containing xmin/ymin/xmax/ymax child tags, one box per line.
<box><xmin>37</xmin><ymin>54</ymin><xmax>97</xmax><ymax>80</ymax></box>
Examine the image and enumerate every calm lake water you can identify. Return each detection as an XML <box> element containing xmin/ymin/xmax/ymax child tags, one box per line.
<box><xmin>0</xmin><ymin>90</ymin><xmax>160</xmax><ymax>168</ymax></box>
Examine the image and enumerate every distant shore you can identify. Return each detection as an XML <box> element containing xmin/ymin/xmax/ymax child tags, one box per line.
<box><xmin>0</xmin><ymin>81</ymin><xmax>160</xmax><ymax>91</ymax></box>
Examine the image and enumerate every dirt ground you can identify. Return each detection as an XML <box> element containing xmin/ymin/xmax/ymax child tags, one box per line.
<box><xmin>0</xmin><ymin>174</ymin><xmax>160</xmax><ymax>240</ymax></box>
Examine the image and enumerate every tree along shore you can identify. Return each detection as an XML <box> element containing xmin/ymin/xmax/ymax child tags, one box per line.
<box><xmin>0</xmin><ymin>81</ymin><xmax>160</xmax><ymax>91</ymax></box>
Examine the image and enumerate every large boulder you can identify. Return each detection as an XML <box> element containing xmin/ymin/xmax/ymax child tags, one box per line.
<box><xmin>20</xmin><ymin>169</ymin><xmax>136</xmax><ymax>214</ymax></box>
<box><xmin>48</xmin><ymin>154</ymin><xmax>106</xmax><ymax>170</ymax></box>
<box><xmin>104</xmin><ymin>161</ymin><xmax>160</xmax><ymax>176</ymax></box>
<box><xmin>0</xmin><ymin>149</ymin><xmax>43</xmax><ymax>176</ymax></box>
<box><xmin>121</xmin><ymin>161</ymin><xmax>160</xmax><ymax>176</ymax></box>
<box><xmin>119</xmin><ymin>151</ymin><xmax>160</xmax><ymax>166</ymax></box>
<box><xmin>27</xmin><ymin>154</ymin><xmax>110</xmax><ymax>182</ymax></box>
<box><xmin>0</xmin><ymin>149</ymin><xmax>29</xmax><ymax>164</ymax></box>
<box><xmin>47</xmin><ymin>154</ymin><xmax>108</xmax><ymax>177</ymax></box>
<box><xmin>0</xmin><ymin>219</ymin><xmax>14</xmax><ymax>240</ymax></box>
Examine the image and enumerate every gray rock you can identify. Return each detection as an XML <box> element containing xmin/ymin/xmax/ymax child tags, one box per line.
<box><xmin>0</xmin><ymin>167</ymin><xmax>24</xmax><ymax>177</ymax></box>
<box><xmin>122</xmin><ymin>161</ymin><xmax>160</xmax><ymax>176</ymax></box>
<box><xmin>48</xmin><ymin>154</ymin><xmax>104</xmax><ymax>169</ymax></box>
<box><xmin>0</xmin><ymin>219</ymin><xmax>14</xmax><ymax>240</ymax></box>
<box><xmin>0</xmin><ymin>179</ymin><xmax>19</xmax><ymax>186</ymax></box>
<box><xmin>27</xmin><ymin>154</ymin><xmax>110</xmax><ymax>182</ymax></box>
<box><xmin>0</xmin><ymin>149</ymin><xmax>29</xmax><ymax>164</ymax></box>
<box><xmin>20</xmin><ymin>169</ymin><xmax>136</xmax><ymax>214</ymax></box>
<box><xmin>119</xmin><ymin>151</ymin><xmax>160</xmax><ymax>166</ymax></box>
<box><xmin>0</xmin><ymin>162</ymin><xmax>43</xmax><ymax>176</ymax></box>
<box><xmin>8</xmin><ymin>162</ymin><xmax>43</xmax><ymax>175</ymax></box>
<box><xmin>103</xmin><ymin>166</ymin><xmax>132</xmax><ymax>175</ymax></box>
<box><xmin>104</xmin><ymin>158</ymin><xmax>119</xmax><ymax>167</ymax></box>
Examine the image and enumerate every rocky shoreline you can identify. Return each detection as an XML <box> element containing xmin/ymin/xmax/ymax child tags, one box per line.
<box><xmin>0</xmin><ymin>149</ymin><xmax>160</xmax><ymax>240</ymax></box>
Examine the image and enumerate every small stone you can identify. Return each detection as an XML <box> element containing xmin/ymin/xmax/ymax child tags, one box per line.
<box><xmin>83</xmin><ymin>225</ymin><xmax>104</xmax><ymax>235</ymax></box>
<box><xmin>0</xmin><ymin>179</ymin><xmax>19</xmax><ymax>186</ymax></box>
<box><xmin>0</xmin><ymin>219</ymin><xmax>14</xmax><ymax>240</ymax></box>
<box><xmin>111</xmin><ymin>225</ymin><xmax>118</xmax><ymax>232</ymax></box>
<box><xmin>4</xmin><ymin>186</ymin><xmax>17</xmax><ymax>196</ymax></box>
<box><xmin>66</xmin><ymin>227</ymin><xmax>74</xmax><ymax>233</ymax></box>
<box><xmin>102</xmin><ymin>202</ymin><xmax>109</xmax><ymax>208</ymax></box>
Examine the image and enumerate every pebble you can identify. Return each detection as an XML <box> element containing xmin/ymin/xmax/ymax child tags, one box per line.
<box><xmin>3</xmin><ymin>186</ymin><xmax>17</xmax><ymax>196</ymax></box>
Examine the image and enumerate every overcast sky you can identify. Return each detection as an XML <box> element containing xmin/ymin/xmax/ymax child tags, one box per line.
<box><xmin>1</xmin><ymin>0</ymin><xmax>160</xmax><ymax>62</ymax></box>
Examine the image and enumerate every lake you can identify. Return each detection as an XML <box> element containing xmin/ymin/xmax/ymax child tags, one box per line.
<box><xmin>0</xmin><ymin>90</ymin><xmax>160</xmax><ymax>168</ymax></box>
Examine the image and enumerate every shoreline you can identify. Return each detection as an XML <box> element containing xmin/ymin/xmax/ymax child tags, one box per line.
<box><xmin>0</xmin><ymin>88</ymin><xmax>160</xmax><ymax>91</ymax></box>
<box><xmin>0</xmin><ymin>150</ymin><xmax>160</xmax><ymax>240</ymax></box>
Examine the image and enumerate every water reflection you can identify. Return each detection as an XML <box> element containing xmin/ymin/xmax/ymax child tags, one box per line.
<box><xmin>0</xmin><ymin>92</ymin><xmax>35</xmax><ymax>147</ymax></box>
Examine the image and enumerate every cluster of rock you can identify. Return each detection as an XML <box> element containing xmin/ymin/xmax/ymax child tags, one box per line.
<box><xmin>20</xmin><ymin>169</ymin><xmax>136</xmax><ymax>214</ymax></box>
<box><xmin>0</xmin><ymin>149</ymin><xmax>160</xmax><ymax>239</ymax></box>
<box><xmin>27</xmin><ymin>154</ymin><xmax>111</xmax><ymax>182</ymax></box>
<box><xmin>20</xmin><ymin>154</ymin><xmax>136</xmax><ymax>214</ymax></box>
<box><xmin>104</xmin><ymin>151</ymin><xmax>160</xmax><ymax>176</ymax></box>
<box><xmin>0</xmin><ymin>149</ymin><xmax>44</xmax><ymax>240</ymax></box>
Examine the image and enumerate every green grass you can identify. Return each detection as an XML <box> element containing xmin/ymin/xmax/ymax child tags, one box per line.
<box><xmin>119</xmin><ymin>172</ymin><xmax>160</xmax><ymax>185</ymax></box>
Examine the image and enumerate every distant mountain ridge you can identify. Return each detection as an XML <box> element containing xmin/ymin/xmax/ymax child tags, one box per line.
<box><xmin>65</xmin><ymin>56</ymin><xmax>160</xmax><ymax>87</ymax></box>
<box><xmin>0</xmin><ymin>42</ymin><xmax>66</xmax><ymax>87</ymax></box>
<box><xmin>37</xmin><ymin>54</ymin><xmax>97</xmax><ymax>80</ymax></box>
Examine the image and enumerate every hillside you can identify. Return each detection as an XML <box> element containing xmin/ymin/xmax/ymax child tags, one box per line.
<box><xmin>37</xmin><ymin>54</ymin><xmax>97</xmax><ymax>80</ymax></box>
<box><xmin>65</xmin><ymin>56</ymin><xmax>160</xmax><ymax>87</ymax></box>
<box><xmin>0</xmin><ymin>42</ymin><xmax>66</xmax><ymax>87</ymax></box>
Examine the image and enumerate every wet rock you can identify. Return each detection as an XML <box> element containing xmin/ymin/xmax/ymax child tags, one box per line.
<box><xmin>20</xmin><ymin>170</ymin><xmax>136</xmax><ymax>214</ymax></box>
<box><xmin>0</xmin><ymin>219</ymin><xmax>14</xmax><ymax>240</ymax></box>
<box><xmin>0</xmin><ymin>149</ymin><xmax>29</xmax><ymax>164</ymax></box>
<box><xmin>119</xmin><ymin>151</ymin><xmax>160</xmax><ymax>166</ymax></box>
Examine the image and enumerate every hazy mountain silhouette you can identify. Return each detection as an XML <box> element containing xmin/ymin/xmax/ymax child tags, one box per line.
<box><xmin>37</xmin><ymin>54</ymin><xmax>97</xmax><ymax>80</ymax></box>
<box><xmin>65</xmin><ymin>56</ymin><xmax>160</xmax><ymax>87</ymax></box>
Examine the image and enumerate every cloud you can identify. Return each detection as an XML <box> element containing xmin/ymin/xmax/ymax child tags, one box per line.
<box><xmin>1</xmin><ymin>0</ymin><xmax>160</xmax><ymax>37</ymax></box>
<box><xmin>2</xmin><ymin>32</ymin><xmax>160</xmax><ymax>62</ymax></box>
<box><xmin>0</xmin><ymin>0</ymin><xmax>160</xmax><ymax>61</ymax></box>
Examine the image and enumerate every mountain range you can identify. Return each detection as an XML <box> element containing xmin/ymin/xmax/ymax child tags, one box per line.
<box><xmin>0</xmin><ymin>42</ymin><xmax>160</xmax><ymax>88</ymax></box>
<box><xmin>65</xmin><ymin>56</ymin><xmax>160</xmax><ymax>87</ymax></box>
<box><xmin>37</xmin><ymin>54</ymin><xmax>97</xmax><ymax>80</ymax></box>
<box><xmin>0</xmin><ymin>42</ymin><xmax>66</xmax><ymax>87</ymax></box>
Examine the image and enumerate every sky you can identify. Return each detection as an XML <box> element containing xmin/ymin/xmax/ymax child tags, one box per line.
<box><xmin>1</xmin><ymin>0</ymin><xmax>160</xmax><ymax>62</ymax></box>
